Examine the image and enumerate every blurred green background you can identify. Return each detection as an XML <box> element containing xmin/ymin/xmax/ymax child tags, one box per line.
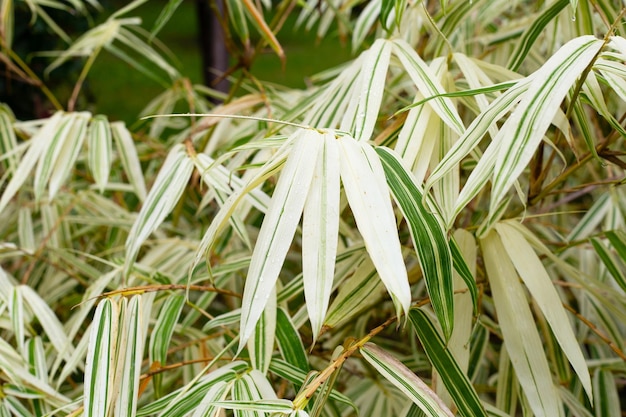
<box><xmin>87</xmin><ymin>1</ymin><xmax>353</xmax><ymax>124</ymax></box>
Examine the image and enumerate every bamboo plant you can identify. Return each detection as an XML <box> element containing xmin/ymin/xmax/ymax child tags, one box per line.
<box><xmin>0</xmin><ymin>0</ymin><xmax>625</xmax><ymax>416</ymax></box>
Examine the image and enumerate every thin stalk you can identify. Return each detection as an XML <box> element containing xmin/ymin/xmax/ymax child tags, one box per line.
<box><xmin>68</xmin><ymin>46</ymin><xmax>102</xmax><ymax>112</ymax></box>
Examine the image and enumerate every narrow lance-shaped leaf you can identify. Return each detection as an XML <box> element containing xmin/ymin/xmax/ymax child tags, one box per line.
<box><xmin>19</xmin><ymin>285</ymin><xmax>75</xmax><ymax>362</ymax></box>
<box><xmin>190</xmin><ymin>381</ymin><xmax>229</xmax><ymax>417</ymax></box>
<box><xmin>114</xmin><ymin>295</ymin><xmax>143</xmax><ymax>417</ymax></box>
<box><xmin>226</xmin><ymin>0</ymin><xmax>249</xmax><ymax>45</ymax></box>
<box><xmin>392</xmin><ymin>39</ymin><xmax>465</xmax><ymax>135</ymax></box>
<box><xmin>339</xmin><ymin>137</ymin><xmax>411</xmax><ymax>318</ymax></box>
<box><xmin>124</xmin><ymin>144</ymin><xmax>194</xmax><ymax>276</ymax></box>
<box><xmin>149</xmin><ymin>293</ymin><xmax>185</xmax><ymax>397</ymax></box>
<box><xmin>352</xmin><ymin>0</ymin><xmax>380</xmax><ymax>52</ymax></box>
<box><xmin>449</xmin><ymin>236</ymin><xmax>479</xmax><ymax>315</ymax></box>
<box><xmin>33</xmin><ymin>113</ymin><xmax>75</xmax><ymax>203</ymax></box>
<box><xmin>88</xmin><ymin>115</ymin><xmax>113</xmax><ymax>193</ymax></box>
<box><xmin>10</xmin><ymin>287</ymin><xmax>24</xmax><ymax>355</ymax></box>
<box><xmin>376</xmin><ymin>147</ymin><xmax>454</xmax><ymax>339</ymax></box>
<box><xmin>507</xmin><ymin>0</ymin><xmax>570</xmax><ymax>71</ymax></box>
<box><xmin>48</xmin><ymin>112</ymin><xmax>90</xmax><ymax>199</ymax></box>
<box><xmin>360</xmin><ymin>343</ymin><xmax>455</xmax><ymax>417</ymax></box>
<box><xmin>593</xmin><ymin>370</ymin><xmax>620</xmax><ymax>417</ymax></box>
<box><xmin>0</xmin><ymin>111</ymin><xmax>19</xmax><ymax>172</ymax></box>
<box><xmin>0</xmin><ymin>112</ymin><xmax>63</xmax><ymax>213</ymax></box>
<box><xmin>302</xmin><ymin>132</ymin><xmax>340</xmax><ymax>340</ymax></box>
<box><xmin>210</xmin><ymin>399</ymin><xmax>294</xmax><ymax>413</ymax></box>
<box><xmin>408</xmin><ymin>309</ymin><xmax>488</xmax><ymax>417</ymax></box>
<box><xmin>341</xmin><ymin>39</ymin><xmax>392</xmax><ymax>142</ymax></box>
<box><xmin>324</xmin><ymin>256</ymin><xmax>385</xmax><ymax>329</ymax></box>
<box><xmin>111</xmin><ymin>121</ymin><xmax>147</xmax><ymax>201</ymax></box>
<box><xmin>591</xmin><ymin>238</ymin><xmax>626</xmax><ymax>292</ymax></box>
<box><xmin>239</xmin><ymin>129</ymin><xmax>322</xmax><ymax>350</ymax></box>
<box><xmin>481</xmin><ymin>230</ymin><xmax>564</xmax><ymax>417</ymax></box>
<box><xmin>248</xmin><ymin>287</ymin><xmax>276</xmax><ymax>375</ymax></box>
<box><xmin>276</xmin><ymin>308</ymin><xmax>309</xmax><ymax>373</ymax></box>
<box><xmin>242</xmin><ymin>0</ymin><xmax>284</xmax><ymax>63</ymax></box>
<box><xmin>150</xmin><ymin>0</ymin><xmax>183</xmax><ymax>38</ymax></box>
<box><xmin>495</xmin><ymin>222</ymin><xmax>593</xmax><ymax>401</ymax></box>
<box><xmin>189</xmin><ymin>137</ymin><xmax>292</xmax><ymax>280</ymax></box>
<box><xmin>490</xmin><ymin>36</ymin><xmax>603</xmax><ymax>217</ymax></box>
<box><xmin>84</xmin><ymin>298</ymin><xmax>117</xmax><ymax>417</ymax></box>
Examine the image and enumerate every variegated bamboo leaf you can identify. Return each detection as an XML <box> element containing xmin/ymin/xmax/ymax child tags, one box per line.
<box><xmin>481</xmin><ymin>230</ymin><xmax>564</xmax><ymax>417</ymax></box>
<box><xmin>408</xmin><ymin>308</ymin><xmax>488</xmax><ymax>417</ymax></box>
<box><xmin>339</xmin><ymin>136</ymin><xmax>411</xmax><ymax>318</ymax></box>
<box><xmin>87</xmin><ymin>115</ymin><xmax>113</xmax><ymax>193</ymax></box>
<box><xmin>340</xmin><ymin>39</ymin><xmax>392</xmax><ymax>142</ymax></box>
<box><xmin>276</xmin><ymin>308</ymin><xmax>309</xmax><ymax>373</ymax></box>
<box><xmin>376</xmin><ymin>147</ymin><xmax>454</xmax><ymax>339</ymax></box>
<box><xmin>84</xmin><ymin>298</ymin><xmax>118</xmax><ymax>417</ymax></box>
<box><xmin>392</xmin><ymin>39</ymin><xmax>465</xmax><ymax>135</ymax></box>
<box><xmin>149</xmin><ymin>293</ymin><xmax>185</xmax><ymax>397</ymax></box>
<box><xmin>489</xmin><ymin>36</ymin><xmax>603</xmax><ymax>218</ymax></box>
<box><xmin>239</xmin><ymin>129</ymin><xmax>322</xmax><ymax>350</ymax></box>
<box><xmin>0</xmin><ymin>112</ymin><xmax>63</xmax><ymax>214</ymax></box>
<box><xmin>360</xmin><ymin>343</ymin><xmax>455</xmax><ymax>417</ymax></box>
<box><xmin>495</xmin><ymin>221</ymin><xmax>593</xmax><ymax>400</ymax></box>
<box><xmin>324</xmin><ymin>257</ymin><xmax>385</xmax><ymax>329</ymax></box>
<box><xmin>302</xmin><ymin>131</ymin><xmax>340</xmax><ymax>340</ymax></box>
<box><xmin>110</xmin><ymin>121</ymin><xmax>147</xmax><ymax>201</ymax></box>
<box><xmin>124</xmin><ymin>143</ymin><xmax>194</xmax><ymax>276</ymax></box>
<box><xmin>248</xmin><ymin>287</ymin><xmax>276</xmax><ymax>374</ymax></box>
<box><xmin>113</xmin><ymin>295</ymin><xmax>143</xmax><ymax>417</ymax></box>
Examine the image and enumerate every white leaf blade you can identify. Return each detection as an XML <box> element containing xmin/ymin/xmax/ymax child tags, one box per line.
<box><xmin>349</xmin><ymin>39</ymin><xmax>392</xmax><ymax>141</ymax></box>
<box><xmin>84</xmin><ymin>299</ymin><xmax>117</xmax><ymax>417</ymax></box>
<box><xmin>0</xmin><ymin>112</ymin><xmax>63</xmax><ymax>214</ymax></box>
<box><xmin>392</xmin><ymin>39</ymin><xmax>465</xmax><ymax>135</ymax></box>
<box><xmin>495</xmin><ymin>222</ymin><xmax>592</xmax><ymax>401</ymax></box>
<box><xmin>48</xmin><ymin>112</ymin><xmax>90</xmax><ymax>199</ymax></box>
<box><xmin>114</xmin><ymin>296</ymin><xmax>143</xmax><ymax>417</ymax></box>
<box><xmin>490</xmin><ymin>36</ymin><xmax>603</xmax><ymax>215</ymax></box>
<box><xmin>360</xmin><ymin>343</ymin><xmax>454</xmax><ymax>417</ymax></box>
<box><xmin>124</xmin><ymin>144</ymin><xmax>194</xmax><ymax>276</ymax></box>
<box><xmin>248</xmin><ymin>288</ymin><xmax>276</xmax><ymax>375</ymax></box>
<box><xmin>481</xmin><ymin>231</ymin><xmax>564</xmax><ymax>417</ymax></box>
<box><xmin>339</xmin><ymin>136</ymin><xmax>411</xmax><ymax>316</ymax></box>
<box><xmin>33</xmin><ymin>113</ymin><xmax>75</xmax><ymax>203</ymax></box>
<box><xmin>239</xmin><ymin>129</ymin><xmax>321</xmax><ymax>349</ymax></box>
<box><xmin>302</xmin><ymin>132</ymin><xmax>340</xmax><ymax>340</ymax></box>
<box><xmin>88</xmin><ymin>115</ymin><xmax>113</xmax><ymax>193</ymax></box>
<box><xmin>111</xmin><ymin>121</ymin><xmax>147</xmax><ymax>201</ymax></box>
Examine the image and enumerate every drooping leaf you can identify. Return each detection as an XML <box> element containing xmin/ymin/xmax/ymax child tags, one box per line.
<box><xmin>110</xmin><ymin>121</ymin><xmax>147</xmax><ymax>201</ymax></box>
<box><xmin>87</xmin><ymin>115</ymin><xmax>113</xmax><ymax>193</ymax></box>
<box><xmin>392</xmin><ymin>39</ymin><xmax>465</xmax><ymax>135</ymax></box>
<box><xmin>495</xmin><ymin>222</ymin><xmax>592</xmax><ymax>401</ymax></box>
<box><xmin>124</xmin><ymin>144</ymin><xmax>194</xmax><ymax>276</ymax></box>
<box><xmin>239</xmin><ymin>129</ymin><xmax>321</xmax><ymax>349</ymax></box>
<box><xmin>276</xmin><ymin>308</ymin><xmax>309</xmax><ymax>374</ymax></box>
<box><xmin>302</xmin><ymin>132</ymin><xmax>340</xmax><ymax>340</ymax></box>
<box><xmin>84</xmin><ymin>299</ymin><xmax>117</xmax><ymax>417</ymax></box>
<box><xmin>376</xmin><ymin>147</ymin><xmax>454</xmax><ymax>339</ymax></box>
<box><xmin>248</xmin><ymin>287</ymin><xmax>276</xmax><ymax>374</ymax></box>
<box><xmin>408</xmin><ymin>308</ymin><xmax>488</xmax><ymax>417</ymax></box>
<box><xmin>489</xmin><ymin>36</ymin><xmax>603</xmax><ymax>218</ymax></box>
<box><xmin>481</xmin><ymin>230</ymin><xmax>564</xmax><ymax>417</ymax></box>
<box><xmin>339</xmin><ymin>136</ymin><xmax>411</xmax><ymax>319</ymax></box>
<box><xmin>360</xmin><ymin>343</ymin><xmax>455</xmax><ymax>417</ymax></box>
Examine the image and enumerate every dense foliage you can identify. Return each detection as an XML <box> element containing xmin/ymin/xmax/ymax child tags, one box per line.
<box><xmin>1</xmin><ymin>1</ymin><xmax>626</xmax><ymax>416</ymax></box>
